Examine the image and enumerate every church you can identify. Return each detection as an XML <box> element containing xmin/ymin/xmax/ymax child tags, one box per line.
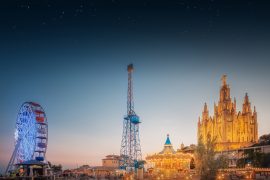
<box><xmin>197</xmin><ymin>75</ymin><xmax>258</xmax><ymax>151</ymax></box>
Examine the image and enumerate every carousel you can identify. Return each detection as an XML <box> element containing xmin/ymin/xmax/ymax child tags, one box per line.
<box><xmin>146</xmin><ymin>134</ymin><xmax>194</xmax><ymax>178</ymax></box>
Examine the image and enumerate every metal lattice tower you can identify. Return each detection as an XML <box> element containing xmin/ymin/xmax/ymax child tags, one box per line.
<box><xmin>120</xmin><ymin>64</ymin><xmax>142</xmax><ymax>170</ymax></box>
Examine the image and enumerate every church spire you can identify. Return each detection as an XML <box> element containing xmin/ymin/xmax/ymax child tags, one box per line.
<box><xmin>253</xmin><ymin>106</ymin><xmax>257</xmax><ymax>118</ymax></box>
<box><xmin>221</xmin><ymin>74</ymin><xmax>227</xmax><ymax>86</ymax></box>
<box><xmin>233</xmin><ymin>97</ymin><xmax>237</xmax><ymax>110</ymax></box>
<box><xmin>242</xmin><ymin>93</ymin><xmax>251</xmax><ymax>114</ymax></box>
<box><xmin>244</xmin><ymin>93</ymin><xmax>249</xmax><ymax>104</ymax></box>
<box><xmin>203</xmin><ymin>102</ymin><xmax>208</xmax><ymax>112</ymax></box>
<box><xmin>214</xmin><ymin>102</ymin><xmax>218</xmax><ymax>114</ymax></box>
<box><xmin>219</xmin><ymin>74</ymin><xmax>231</xmax><ymax>103</ymax></box>
<box><xmin>202</xmin><ymin>103</ymin><xmax>209</xmax><ymax>120</ymax></box>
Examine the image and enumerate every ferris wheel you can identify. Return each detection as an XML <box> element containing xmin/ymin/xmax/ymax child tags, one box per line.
<box><xmin>6</xmin><ymin>102</ymin><xmax>48</xmax><ymax>174</ymax></box>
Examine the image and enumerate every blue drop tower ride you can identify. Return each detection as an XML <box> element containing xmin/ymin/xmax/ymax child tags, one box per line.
<box><xmin>120</xmin><ymin>64</ymin><xmax>142</xmax><ymax>170</ymax></box>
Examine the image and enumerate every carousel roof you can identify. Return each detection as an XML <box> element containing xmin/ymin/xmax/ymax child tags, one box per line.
<box><xmin>164</xmin><ymin>134</ymin><xmax>172</xmax><ymax>145</ymax></box>
<box><xmin>146</xmin><ymin>134</ymin><xmax>193</xmax><ymax>161</ymax></box>
<box><xmin>159</xmin><ymin>134</ymin><xmax>176</xmax><ymax>154</ymax></box>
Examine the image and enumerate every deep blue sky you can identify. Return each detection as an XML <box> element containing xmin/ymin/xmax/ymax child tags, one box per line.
<box><xmin>1</xmin><ymin>0</ymin><xmax>270</xmax><ymax>172</ymax></box>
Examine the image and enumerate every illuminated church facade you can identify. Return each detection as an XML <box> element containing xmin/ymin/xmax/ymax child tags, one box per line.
<box><xmin>197</xmin><ymin>75</ymin><xmax>258</xmax><ymax>151</ymax></box>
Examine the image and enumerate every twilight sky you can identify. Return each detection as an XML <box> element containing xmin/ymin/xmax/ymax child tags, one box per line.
<box><xmin>1</xmin><ymin>0</ymin><xmax>270</xmax><ymax>173</ymax></box>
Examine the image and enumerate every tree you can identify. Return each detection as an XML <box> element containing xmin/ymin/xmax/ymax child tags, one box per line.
<box><xmin>216</xmin><ymin>154</ymin><xmax>229</xmax><ymax>169</ymax></box>
<box><xmin>195</xmin><ymin>135</ymin><xmax>216</xmax><ymax>180</ymax></box>
<box><xmin>50</xmin><ymin>163</ymin><xmax>63</xmax><ymax>175</ymax></box>
<box><xmin>259</xmin><ymin>134</ymin><xmax>270</xmax><ymax>145</ymax></box>
<box><xmin>261</xmin><ymin>153</ymin><xmax>270</xmax><ymax>167</ymax></box>
<box><xmin>195</xmin><ymin>135</ymin><xmax>228</xmax><ymax>180</ymax></box>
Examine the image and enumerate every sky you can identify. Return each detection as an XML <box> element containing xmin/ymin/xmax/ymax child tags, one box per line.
<box><xmin>1</xmin><ymin>0</ymin><xmax>270</xmax><ymax>173</ymax></box>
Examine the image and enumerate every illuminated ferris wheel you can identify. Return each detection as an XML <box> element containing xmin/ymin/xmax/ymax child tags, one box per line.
<box><xmin>6</xmin><ymin>102</ymin><xmax>48</xmax><ymax>174</ymax></box>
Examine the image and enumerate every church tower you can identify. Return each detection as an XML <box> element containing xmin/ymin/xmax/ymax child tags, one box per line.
<box><xmin>197</xmin><ymin>75</ymin><xmax>258</xmax><ymax>151</ymax></box>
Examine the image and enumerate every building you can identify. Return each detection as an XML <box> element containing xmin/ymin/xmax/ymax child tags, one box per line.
<box><xmin>197</xmin><ymin>75</ymin><xmax>258</xmax><ymax>151</ymax></box>
<box><xmin>218</xmin><ymin>145</ymin><xmax>270</xmax><ymax>168</ymax></box>
<box><xmin>146</xmin><ymin>134</ymin><xmax>194</xmax><ymax>178</ymax></box>
<box><xmin>179</xmin><ymin>143</ymin><xmax>196</xmax><ymax>154</ymax></box>
<box><xmin>102</xmin><ymin>155</ymin><xmax>120</xmax><ymax>168</ymax></box>
<box><xmin>63</xmin><ymin>165</ymin><xmax>93</xmax><ymax>177</ymax></box>
<box><xmin>89</xmin><ymin>155</ymin><xmax>124</xmax><ymax>178</ymax></box>
<box><xmin>63</xmin><ymin>162</ymin><xmax>124</xmax><ymax>179</ymax></box>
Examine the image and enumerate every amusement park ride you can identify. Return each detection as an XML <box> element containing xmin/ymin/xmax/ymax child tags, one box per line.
<box><xmin>5</xmin><ymin>102</ymin><xmax>48</xmax><ymax>174</ymax></box>
<box><xmin>120</xmin><ymin>64</ymin><xmax>142</xmax><ymax>170</ymax></box>
<box><xmin>5</xmin><ymin>65</ymin><xmax>141</xmax><ymax>174</ymax></box>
